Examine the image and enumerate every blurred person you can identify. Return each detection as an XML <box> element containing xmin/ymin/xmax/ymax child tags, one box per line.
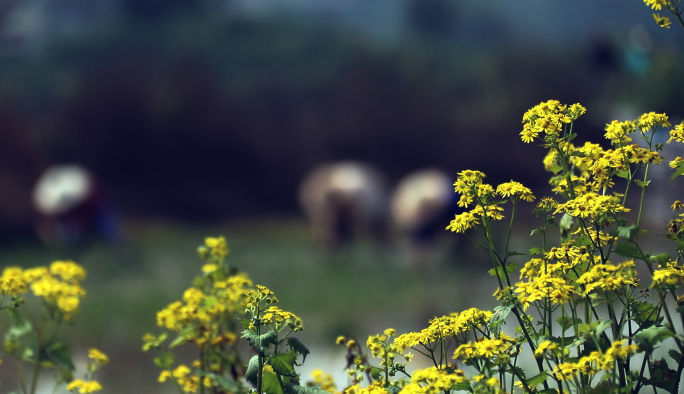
<box><xmin>298</xmin><ymin>161</ymin><xmax>389</xmax><ymax>250</ymax></box>
<box><xmin>390</xmin><ymin>169</ymin><xmax>459</xmax><ymax>266</ymax></box>
<box><xmin>32</xmin><ymin>165</ymin><xmax>119</xmax><ymax>245</ymax></box>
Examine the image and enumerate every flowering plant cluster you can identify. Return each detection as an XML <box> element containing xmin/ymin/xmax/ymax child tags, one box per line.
<box><xmin>144</xmin><ymin>236</ymin><xmax>321</xmax><ymax>394</ymax></box>
<box><xmin>325</xmin><ymin>100</ymin><xmax>684</xmax><ymax>394</ymax></box>
<box><xmin>0</xmin><ymin>261</ymin><xmax>107</xmax><ymax>394</ymax></box>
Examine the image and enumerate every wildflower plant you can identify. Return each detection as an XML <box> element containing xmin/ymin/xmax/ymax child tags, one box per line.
<box><xmin>0</xmin><ymin>261</ymin><xmax>107</xmax><ymax>394</ymax></box>
<box><xmin>146</xmin><ymin>236</ymin><xmax>323</xmax><ymax>394</ymax></box>
<box><xmin>322</xmin><ymin>101</ymin><xmax>684</xmax><ymax>394</ymax></box>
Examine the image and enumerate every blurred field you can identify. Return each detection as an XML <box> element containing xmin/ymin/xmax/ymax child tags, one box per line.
<box><xmin>0</xmin><ymin>218</ymin><xmax>500</xmax><ymax>393</ymax></box>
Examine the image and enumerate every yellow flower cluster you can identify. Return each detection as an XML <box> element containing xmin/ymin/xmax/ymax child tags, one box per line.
<box><xmin>159</xmin><ymin>364</ymin><xmax>214</xmax><ymax>393</ymax></box>
<box><xmin>667</xmin><ymin>122</ymin><xmax>684</xmax><ymax>144</ymax></box>
<box><xmin>636</xmin><ymin>111</ymin><xmax>671</xmax><ymax>130</ymax></box>
<box><xmin>453</xmin><ymin>332</ymin><xmax>517</xmax><ymax>362</ymax></box>
<box><xmin>1</xmin><ymin>261</ymin><xmax>87</xmax><ymax>321</ymax></box>
<box><xmin>156</xmin><ymin>273</ymin><xmax>252</xmax><ymax>346</ymax></box>
<box><xmin>652</xmin><ymin>261</ymin><xmax>684</xmax><ymax>288</ymax></box>
<box><xmin>393</xmin><ymin>309</ymin><xmax>492</xmax><ymax>350</ymax></box>
<box><xmin>577</xmin><ymin>261</ymin><xmax>637</xmax><ymax>294</ymax></box>
<box><xmin>447</xmin><ymin>170</ymin><xmax>535</xmax><ymax>233</ymax></box>
<box><xmin>310</xmin><ymin>369</ymin><xmax>339</xmax><ymax>394</ymax></box>
<box><xmin>262</xmin><ymin>305</ymin><xmax>304</xmax><ymax>331</ymax></box>
<box><xmin>205</xmin><ymin>236</ymin><xmax>229</xmax><ymax>260</ymax></box>
<box><xmin>400</xmin><ymin>367</ymin><xmax>468</xmax><ymax>394</ymax></box>
<box><xmin>644</xmin><ymin>0</ymin><xmax>667</xmax><ymax>10</ymax></box>
<box><xmin>554</xmin><ymin>193</ymin><xmax>630</xmax><ymax>219</ymax></box>
<box><xmin>520</xmin><ymin>100</ymin><xmax>585</xmax><ymax>144</ymax></box>
<box><xmin>552</xmin><ymin>339</ymin><xmax>638</xmax><ymax>381</ymax></box>
<box><xmin>66</xmin><ymin>379</ymin><xmax>102</xmax><ymax>394</ymax></box>
<box><xmin>345</xmin><ymin>382</ymin><xmax>390</xmax><ymax>394</ymax></box>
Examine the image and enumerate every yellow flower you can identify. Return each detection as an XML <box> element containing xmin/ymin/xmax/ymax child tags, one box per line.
<box><xmin>653</xmin><ymin>13</ymin><xmax>672</xmax><ymax>28</ymax></box>
<box><xmin>670</xmin><ymin>157</ymin><xmax>683</xmax><ymax>169</ymax></box>
<box><xmin>672</xmin><ymin>201</ymin><xmax>683</xmax><ymax>211</ymax></box>
<box><xmin>66</xmin><ymin>379</ymin><xmax>102</xmax><ymax>393</ymax></box>
<box><xmin>88</xmin><ymin>348</ymin><xmax>109</xmax><ymax>365</ymax></box>
<box><xmin>645</xmin><ymin>0</ymin><xmax>666</xmax><ymax>10</ymax></box>
<box><xmin>335</xmin><ymin>336</ymin><xmax>346</xmax><ymax>345</ymax></box>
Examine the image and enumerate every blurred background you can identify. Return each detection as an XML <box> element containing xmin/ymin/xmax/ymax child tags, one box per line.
<box><xmin>0</xmin><ymin>0</ymin><xmax>683</xmax><ymax>392</ymax></box>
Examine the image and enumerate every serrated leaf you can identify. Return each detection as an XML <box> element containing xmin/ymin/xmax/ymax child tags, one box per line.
<box><xmin>616</xmin><ymin>226</ymin><xmax>638</xmax><ymax>240</ymax></box>
<box><xmin>285</xmin><ymin>384</ymin><xmax>332</xmax><ymax>394</ymax></box>
<box><xmin>556</xmin><ymin>316</ymin><xmax>572</xmax><ymax>333</ymax></box>
<box><xmin>634</xmin><ymin>326</ymin><xmax>675</xmax><ymax>354</ymax></box>
<box><xmin>525</xmin><ymin>371</ymin><xmax>548</xmax><ymax>386</ymax></box>
<box><xmin>267</xmin><ymin>351</ymin><xmax>296</xmax><ymax>375</ymax></box>
<box><xmin>243</xmin><ymin>329</ymin><xmax>278</xmax><ymax>354</ymax></box>
<box><xmin>246</xmin><ymin>355</ymin><xmax>259</xmax><ymax>385</ymax></box>
<box><xmin>262</xmin><ymin>368</ymin><xmax>283</xmax><ymax>394</ymax></box>
<box><xmin>154</xmin><ymin>351</ymin><xmax>175</xmax><ymax>369</ymax></box>
<box><xmin>286</xmin><ymin>338</ymin><xmax>310</xmax><ymax>364</ymax></box>
<box><xmin>630</xmin><ymin>301</ymin><xmax>662</xmax><ymax>329</ymax></box>
<box><xmin>614</xmin><ymin>242</ymin><xmax>642</xmax><ymax>259</ymax></box>
<box><xmin>572</xmin><ymin>235</ymin><xmax>593</xmax><ymax>247</ymax></box>
<box><xmin>45</xmin><ymin>341</ymin><xmax>74</xmax><ymax>371</ymax></box>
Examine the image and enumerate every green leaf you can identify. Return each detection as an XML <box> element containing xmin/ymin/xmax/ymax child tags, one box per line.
<box><xmin>267</xmin><ymin>351</ymin><xmax>296</xmax><ymax>375</ymax></box>
<box><xmin>635</xmin><ymin>179</ymin><xmax>651</xmax><ymax>189</ymax></box>
<box><xmin>201</xmin><ymin>296</ymin><xmax>219</xmax><ymax>311</ymax></box>
<box><xmin>246</xmin><ymin>355</ymin><xmax>259</xmax><ymax>385</ymax></box>
<box><xmin>616</xmin><ymin>226</ymin><xmax>638</xmax><ymax>240</ymax></box>
<box><xmin>242</xmin><ymin>329</ymin><xmax>278</xmax><ymax>354</ymax></box>
<box><xmin>587</xmin><ymin>381</ymin><xmax>612</xmax><ymax>394</ymax></box>
<box><xmin>45</xmin><ymin>341</ymin><xmax>74</xmax><ymax>371</ymax></box>
<box><xmin>505</xmin><ymin>251</ymin><xmax>527</xmax><ymax>257</ymax></box>
<box><xmin>154</xmin><ymin>351</ymin><xmax>175</xmax><ymax>369</ymax></box>
<box><xmin>556</xmin><ymin>316</ymin><xmax>572</xmax><ymax>333</ymax></box>
<box><xmin>487</xmin><ymin>263</ymin><xmax>518</xmax><ymax>278</ymax></box>
<box><xmin>285</xmin><ymin>384</ymin><xmax>332</xmax><ymax>394</ymax></box>
<box><xmin>8</xmin><ymin>319</ymin><xmax>32</xmax><ymax>339</ymax></box>
<box><xmin>633</xmin><ymin>326</ymin><xmax>675</xmax><ymax>353</ymax></box>
<box><xmin>489</xmin><ymin>305</ymin><xmax>512</xmax><ymax>337</ymax></box>
<box><xmin>572</xmin><ymin>235</ymin><xmax>593</xmax><ymax>247</ymax></box>
<box><xmin>550</xmin><ymin>164</ymin><xmax>563</xmax><ymax>175</ymax></box>
<box><xmin>169</xmin><ymin>335</ymin><xmax>188</xmax><ymax>349</ymax></box>
<box><xmin>651</xmin><ymin>254</ymin><xmax>671</xmax><ymax>268</ymax></box>
<box><xmin>262</xmin><ymin>368</ymin><xmax>284</xmax><ymax>394</ymax></box>
<box><xmin>530</xmin><ymin>228</ymin><xmax>546</xmax><ymax>236</ymax></box>
<box><xmin>616</xmin><ymin>170</ymin><xmax>631</xmax><ymax>179</ymax></box>
<box><xmin>648</xmin><ymin>358</ymin><xmax>677</xmax><ymax>392</ymax></box>
<box><xmin>451</xmin><ymin>381</ymin><xmax>472</xmax><ymax>392</ymax></box>
<box><xmin>196</xmin><ymin>370</ymin><xmax>242</xmax><ymax>391</ymax></box>
<box><xmin>538</xmin><ymin>390</ymin><xmax>559</xmax><ymax>394</ymax></box>
<box><xmin>630</xmin><ymin>300</ymin><xmax>662</xmax><ymax>329</ymax></box>
<box><xmin>595</xmin><ymin>320</ymin><xmax>612</xmax><ymax>336</ymax></box>
<box><xmin>286</xmin><ymin>338</ymin><xmax>310</xmax><ymax>364</ymax></box>
<box><xmin>569</xmin><ymin>151</ymin><xmax>587</xmax><ymax>158</ymax></box>
<box><xmin>528</xmin><ymin>247</ymin><xmax>543</xmax><ymax>255</ymax></box>
<box><xmin>525</xmin><ymin>371</ymin><xmax>549</xmax><ymax>386</ymax></box>
<box><xmin>238</xmin><ymin>319</ymin><xmax>252</xmax><ymax>330</ymax></box>
<box><xmin>614</xmin><ymin>242</ymin><xmax>642</xmax><ymax>259</ymax></box>
<box><xmin>671</xmin><ymin>161</ymin><xmax>684</xmax><ymax>180</ymax></box>
<box><xmin>668</xmin><ymin>349</ymin><xmax>682</xmax><ymax>364</ymax></box>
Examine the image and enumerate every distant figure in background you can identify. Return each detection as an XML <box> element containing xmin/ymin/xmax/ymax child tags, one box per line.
<box><xmin>390</xmin><ymin>169</ymin><xmax>457</xmax><ymax>266</ymax></box>
<box><xmin>32</xmin><ymin>165</ymin><xmax>119</xmax><ymax>245</ymax></box>
<box><xmin>299</xmin><ymin>161</ymin><xmax>389</xmax><ymax>249</ymax></box>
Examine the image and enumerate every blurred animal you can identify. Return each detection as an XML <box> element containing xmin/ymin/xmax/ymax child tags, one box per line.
<box><xmin>32</xmin><ymin>165</ymin><xmax>119</xmax><ymax>245</ymax></box>
<box><xmin>298</xmin><ymin>161</ymin><xmax>389</xmax><ymax>249</ymax></box>
<box><xmin>390</xmin><ymin>169</ymin><xmax>458</xmax><ymax>265</ymax></box>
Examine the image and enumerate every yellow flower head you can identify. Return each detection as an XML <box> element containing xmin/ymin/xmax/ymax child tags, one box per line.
<box><xmin>88</xmin><ymin>348</ymin><xmax>109</xmax><ymax>365</ymax></box>
<box><xmin>653</xmin><ymin>13</ymin><xmax>672</xmax><ymax>28</ymax></box>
